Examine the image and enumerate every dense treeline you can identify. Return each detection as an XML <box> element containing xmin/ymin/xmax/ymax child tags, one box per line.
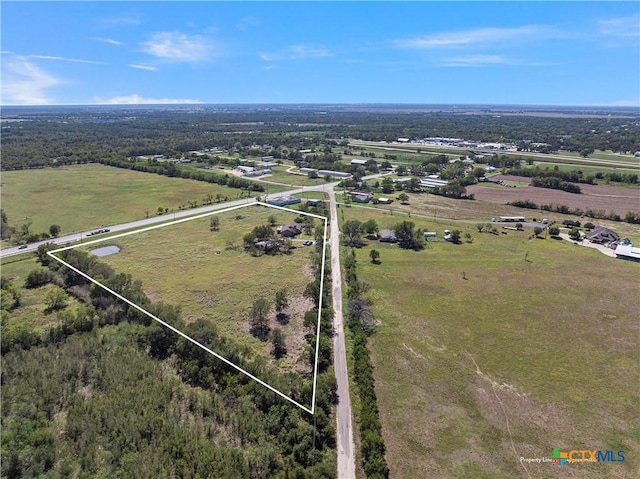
<box><xmin>95</xmin><ymin>157</ymin><xmax>264</xmax><ymax>192</ymax></box>
<box><xmin>2</xmin><ymin>108</ymin><xmax>639</xmax><ymax>170</ymax></box>
<box><xmin>529</xmin><ymin>177</ymin><xmax>582</xmax><ymax>194</ymax></box>
<box><xmin>1</xmin><ymin>243</ymin><xmax>338</xmax><ymax>477</ymax></box>
<box><xmin>506</xmin><ymin>165</ymin><xmax>639</xmax><ymax>185</ymax></box>
<box><xmin>343</xmin><ymin>249</ymin><xmax>389</xmax><ymax>478</ymax></box>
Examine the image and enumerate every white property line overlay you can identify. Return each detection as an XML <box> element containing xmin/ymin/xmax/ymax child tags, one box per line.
<box><xmin>48</xmin><ymin>201</ymin><xmax>328</xmax><ymax>415</ymax></box>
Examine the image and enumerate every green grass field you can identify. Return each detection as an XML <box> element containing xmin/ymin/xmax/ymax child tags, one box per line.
<box><xmin>0</xmin><ymin>164</ymin><xmax>248</xmax><ymax>236</ymax></box>
<box><xmin>261</xmin><ymin>167</ymin><xmax>329</xmax><ymax>187</ymax></box>
<box><xmin>339</xmin><ymin>205</ymin><xmax>639</xmax><ymax>478</ymax></box>
<box><xmin>72</xmin><ymin>204</ymin><xmax>326</xmax><ymax>376</ymax></box>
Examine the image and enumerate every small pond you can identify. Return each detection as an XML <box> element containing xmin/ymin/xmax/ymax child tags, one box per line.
<box><xmin>91</xmin><ymin>245</ymin><xmax>121</xmax><ymax>257</ymax></box>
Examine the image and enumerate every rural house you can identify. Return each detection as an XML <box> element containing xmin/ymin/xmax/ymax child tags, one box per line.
<box><xmin>347</xmin><ymin>191</ymin><xmax>374</xmax><ymax>203</ymax></box>
<box><xmin>280</xmin><ymin>222</ymin><xmax>302</xmax><ymax>237</ymax></box>
<box><xmin>379</xmin><ymin>229</ymin><xmax>398</xmax><ymax>243</ymax></box>
<box><xmin>586</xmin><ymin>226</ymin><xmax>619</xmax><ymax>245</ymax></box>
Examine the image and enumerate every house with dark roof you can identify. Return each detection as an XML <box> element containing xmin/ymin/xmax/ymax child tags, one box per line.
<box><xmin>379</xmin><ymin>229</ymin><xmax>398</xmax><ymax>243</ymax></box>
<box><xmin>280</xmin><ymin>222</ymin><xmax>302</xmax><ymax>237</ymax></box>
<box><xmin>586</xmin><ymin>226</ymin><xmax>619</xmax><ymax>245</ymax></box>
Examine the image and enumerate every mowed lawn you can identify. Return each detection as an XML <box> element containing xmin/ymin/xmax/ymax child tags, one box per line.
<box><xmin>79</xmin><ymin>205</ymin><xmax>325</xmax><ymax>376</ymax></box>
<box><xmin>341</xmin><ymin>206</ymin><xmax>639</xmax><ymax>478</ymax></box>
<box><xmin>0</xmin><ymin>164</ymin><xmax>245</xmax><ymax>235</ymax></box>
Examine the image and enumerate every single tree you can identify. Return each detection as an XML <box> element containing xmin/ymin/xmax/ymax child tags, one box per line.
<box><xmin>533</xmin><ymin>226</ymin><xmax>544</xmax><ymax>237</ymax></box>
<box><xmin>464</xmin><ymin>232</ymin><xmax>473</xmax><ymax>243</ymax></box>
<box><xmin>450</xmin><ymin>230</ymin><xmax>462</xmax><ymax>244</ymax></box>
<box><xmin>49</xmin><ymin>224</ymin><xmax>61</xmax><ymax>237</ymax></box>
<box><xmin>342</xmin><ymin>220</ymin><xmax>363</xmax><ymax>247</ymax></box>
<box><xmin>210</xmin><ymin>216</ymin><xmax>220</xmax><ymax>231</ymax></box>
<box><xmin>271</xmin><ymin>328</ymin><xmax>287</xmax><ymax>359</ymax></box>
<box><xmin>369</xmin><ymin>249</ymin><xmax>381</xmax><ymax>264</ymax></box>
<box><xmin>250</xmin><ymin>297</ymin><xmax>271</xmax><ymax>340</ymax></box>
<box><xmin>381</xmin><ymin>177</ymin><xmax>394</xmax><ymax>194</ymax></box>
<box><xmin>45</xmin><ymin>288</ymin><xmax>67</xmax><ymax>312</ymax></box>
<box><xmin>569</xmin><ymin>227</ymin><xmax>581</xmax><ymax>241</ymax></box>
<box><xmin>268</xmin><ymin>214</ymin><xmax>277</xmax><ymax>227</ymax></box>
<box><xmin>274</xmin><ymin>289</ymin><xmax>289</xmax><ymax>323</ymax></box>
<box><xmin>362</xmin><ymin>219</ymin><xmax>379</xmax><ymax>236</ymax></box>
<box><xmin>398</xmin><ymin>193</ymin><xmax>410</xmax><ymax>204</ymax></box>
<box><xmin>548</xmin><ymin>226</ymin><xmax>561</xmax><ymax>237</ymax></box>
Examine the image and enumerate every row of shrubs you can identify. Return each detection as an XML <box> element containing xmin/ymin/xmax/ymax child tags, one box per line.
<box><xmin>508</xmin><ymin>200</ymin><xmax>640</xmax><ymax>224</ymax></box>
<box><xmin>343</xmin><ymin>249</ymin><xmax>389</xmax><ymax>478</ymax></box>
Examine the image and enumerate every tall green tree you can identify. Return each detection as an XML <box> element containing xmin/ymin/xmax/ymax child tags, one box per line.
<box><xmin>394</xmin><ymin>221</ymin><xmax>423</xmax><ymax>250</ymax></box>
<box><xmin>342</xmin><ymin>220</ymin><xmax>363</xmax><ymax>247</ymax></box>
<box><xmin>250</xmin><ymin>297</ymin><xmax>271</xmax><ymax>340</ymax></box>
<box><xmin>271</xmin><ymin>328</ymin><xmax>287</xmax><ymax>359</ymax></box>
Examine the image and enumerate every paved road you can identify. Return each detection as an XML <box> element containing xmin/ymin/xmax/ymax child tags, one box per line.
<box><xmin>0</xmin><ymin>196</ymin><xmax>258</xmax><ymax>259</ymax></box>
<box><xmin>328</xmin><ymin>188</ymin><xmax>357</xmax><ymax>479</ymax></box>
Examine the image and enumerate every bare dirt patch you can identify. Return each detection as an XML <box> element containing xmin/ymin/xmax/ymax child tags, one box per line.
<box><xmin>468</xmin><ymin>176</ymin><xmax>640</xmax><ymax>216</ymax></box>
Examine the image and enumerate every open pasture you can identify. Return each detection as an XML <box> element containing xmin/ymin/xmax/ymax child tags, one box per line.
<box><xmin>340</xmin><ymin>205</ymin><xmax>639</xmax><ymax>478</ymax></box>
<box><xmin>0</xmin><ymin>164</ymin><xmax>245</xmax><ymax>236</ymax></box>
<box><xmin>77</xmin><ymin>204</ymin><xmax>325</xmax><ymax>376</ymax></box>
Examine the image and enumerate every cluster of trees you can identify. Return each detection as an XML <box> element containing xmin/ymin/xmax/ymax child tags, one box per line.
<box><xmin>248</xmin><ymin>290</ymin><xmax>289</xmax><ymax>359</ymax></box>
<box><xmin>2</xmin><ymin>243</ymin><xmax>339</xmax><ymax>477</ymax></box>
<box><xmin>530</xmin><ymin>176</ymin><xmax>582</xmax><ymax>194</ymax></box>
<box><xmin>507</xmin><ymin>166</ymin><xmax>597</xmax><ymax>185</ymax></box>
<box><xmin>394</xmin><ymin>221</ymin><xmax>425</xmax><ymax>250</ymax></box>
<box><xmin>508</xmin><ymin>200</ymin><xmax>640</xmax><ymax>224</ymax></box>
<box><xmin>343</xmin><ymin>249</ymin><xmax>389</xmax><ymax>478</ymax></box>
<box><xmin>342</xmin><ymin>219</ymin><xmax>379</xmax><ymax>247</ymax></box>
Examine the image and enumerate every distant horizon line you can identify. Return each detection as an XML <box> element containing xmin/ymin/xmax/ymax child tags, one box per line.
<box><xmin>2</xmin><ymin>102</ymin><xmax>639</xmax><ymax>110</ymax></box>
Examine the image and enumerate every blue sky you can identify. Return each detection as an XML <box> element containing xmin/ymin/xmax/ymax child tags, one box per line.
<box><xmin>2</xmin><ymin>1</ymin><xmax>638</xmax><ymax>106</ymax></box>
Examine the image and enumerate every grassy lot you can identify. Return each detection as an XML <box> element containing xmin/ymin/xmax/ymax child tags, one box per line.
<box><xmin>340</xmin><ymin>205</ymin><xmax>639</xmax><ymax>478</ymax></box>
<box><xmin>72</xmin><ymin>204</ymin><xmax>326</xmax><ymax>376</ymax></box>
<box><xmin>261</xmin><ymin>167</ymin><xmax>329</xmax><ymax>187</ymax></box>
<box><xmin>0</xmin><ymin>164</ymin><xmax>248</xmax><ymax>236</ymax></box>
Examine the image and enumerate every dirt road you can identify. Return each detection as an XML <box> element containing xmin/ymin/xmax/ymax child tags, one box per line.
<box><xmin>328</xmin><ymin>188</ymin><xmax>357</xmax><ymax>478</ymax></box>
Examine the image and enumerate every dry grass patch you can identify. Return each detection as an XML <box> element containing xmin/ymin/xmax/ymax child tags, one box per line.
<box><xmin>81</xmin><ymin>205</ymin><xmax>325</xmax><ymax>378</ymax></box>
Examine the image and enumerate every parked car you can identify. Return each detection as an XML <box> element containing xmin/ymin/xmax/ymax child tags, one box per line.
<box><xmin>18</xmin><ymin>244</ymin><xmax>28</xmax><ymax>249</ymax></box>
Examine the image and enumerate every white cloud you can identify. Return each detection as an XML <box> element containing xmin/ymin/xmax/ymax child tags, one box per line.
<box><xmin>93</xmin><ymin>37</ymin><xmax>125</xmax><ymax>46</ymax></box>
<box><xmin>94</xmin><ymin>94</ymin><xmax>201</xmax><ymax>105</ymax></box>
<box><xmin>440</xmin><ymin>54</ymin><xmax>520</xmax><ymax>67</ymax></box>
<box><xmin>259</xmin><ymin>44</ymin><xmax>330</xmax><ymax>62</ymax></box>
<box><xmin>99</xmin><ymin>16</ymin><xmax>141</xmax><ymax>28</ymax></box>
<box><xmin>1</xmin><ymin>55</ymin><xmax>60</xmax><ymax>105</ymax></box>
<box><xmin>236</xmin><ymin>16</ymin><xmax>258</xmax><ymax>31</ymax></box>
<box><xmin>29</xmin><ymin>54</ymin><xmax>104</xmax><ymax>65</ymax></box>
<box><xmin>598</xmin><ymin>14</ymin><xmax>640</xmax><ymax>37</ymax></box>
<box><xmin>395</xmin><ymin>25</ymin><xmax>556</xmax><ymax>49</ymax></box>
<box><xmin>140</xmin><ymin>31</ymin><xmax>214</xmax><ymax>62</ymax></box>
<box><xmin>1</xmin><ymin>50</ymin><xmax>14</xmax><ymax>55</ymax></box>
<box><xmin>128</xmin><ymin>64</ymin><xmax>158</xmax><ymax>71</ymax></box>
